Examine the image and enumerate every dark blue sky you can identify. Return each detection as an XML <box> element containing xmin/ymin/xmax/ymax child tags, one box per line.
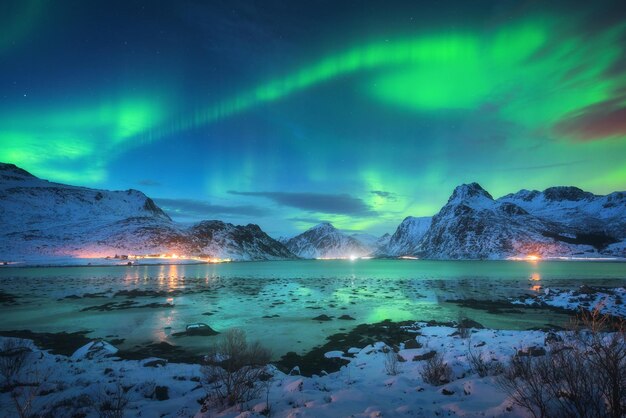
<box><xmin>1</xmin><ymin>0</ymin><xmax>625</xmax><ymax>236</ymax></box>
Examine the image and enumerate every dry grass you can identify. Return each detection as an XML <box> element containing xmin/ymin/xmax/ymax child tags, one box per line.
<box><xmin>202</xmin><ymin>328</ymin><xmax>272</xmax><ymax>409</ymax></box>
<box><xmin>498</xmin><ymin>306</ymin><xmax>626</xmax><ymax>418</ymax></box>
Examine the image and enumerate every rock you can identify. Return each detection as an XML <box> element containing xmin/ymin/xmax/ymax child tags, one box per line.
<box><xmin>544</xmin><ymin>332</ymin><xmax>563</xmax><ymax>345</ymax></box>
<box><xmin>324</xmin><ymin>350</ymin><xmax>344</xmax><ymax>359</ymax></box>
<box><xmin>172</xmin><ymin>323</ymin><xmax>218</xmax><ymax>337</ymax></box>
<box><xmin>404</xmin><ymin>339</ymin><xmax>422</xmax><ymax>349</ymax></box>
<box><xmin>441</xmin><ymin>388</ymin><xmax>455</xmax><ymax>396</ymax></box>
<box><xmin>71</xmin><ymin>340</ymin><xmax>118</xmax><ymax>360</ymax></box>
<box><xmin>575</xmin><ymin>285</ymin><xmax>597</xmax><ymax>295</ymax></box>
<box><xmin>154</xmin><ymin>386</ymin><xmax>169</xmax><ymax>401</ymax></box>
<box><xmin>338</xmin><ymin>314</ymin><xmax>356</xmax><ymax>320</ymax></box>
<box><xmin>458</xmin><ymin>318</ymin><xmax>484</xmax><ymax>329</ymax></box>
<box><xmin>289</xmin><ymin>366</ymin><xmax>301</xmax><ymax>376</ymax></box>
<box><xmin>143</xmin><ymin>358</ymin><xmax>168</xmax><ymax>368</ymax></box>
<box><xmin>413</xmin><ymin>350</ymin><xmax>437</xmax><ymax>361</ymax></box>
<box><xmin>517</xmin><ymin>346</ymin><xmax>546</xmax><ymax>357</ymax></box>
<box><xmin>312</xmin><ymin>314</ymin><xmax>333</xmax><ymax>321</ymax></box>
<box><xmin>285</xmin><ymin>379</ymin><xmax>304</xmax><ymax>393</ymax></box>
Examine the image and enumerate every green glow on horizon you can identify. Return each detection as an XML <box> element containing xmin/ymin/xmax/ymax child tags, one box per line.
<box><xmin>0</xmin><ymin>98</ymin><xmax>164</xmax><ymax>183</ymax></box>
<box><xmin>1</xmin><ymin>6</ymin><xmax>624</xmax><ymax>236</ymax></box>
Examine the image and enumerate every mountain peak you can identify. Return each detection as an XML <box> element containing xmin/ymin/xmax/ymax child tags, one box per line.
<box><xmin>542</xmin><ymin>186</ymin><xmax>595</xmax><ymax>202</ymax></box>
<box><xmin>309</xmin><ymin>222</ymin><xmax>336</xmax><ymax>232</ymax></box>
<box><xmin>286</xmin><ymin>222</ymin><xmax>371</xmax><ymax>258</ymax></box>
<box><xmin>448</xmin><ymin>183</ymin><xmax>493</xmax><ymax>204</ymax></box>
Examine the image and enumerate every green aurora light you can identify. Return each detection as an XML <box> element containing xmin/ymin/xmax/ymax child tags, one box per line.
<box><xmin>0</xmin><ymin>4</ymin><xmax>624</xmax><ymax>235</ymax></box>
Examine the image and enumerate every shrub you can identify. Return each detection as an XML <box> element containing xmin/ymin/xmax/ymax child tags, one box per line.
<box><xmin>498</xmin><ymin>307</ymin><xmax>626</xmax><ymax>418</ymax></box>
<box><xmin>384</xmin><ymin>347</ymin><xmax>401</xmax><ymax>376</ymax></box>
<box><xmin>456</xmin><ymin>313</ymin><xmax>471</xmax><ymax>339</ymax></box>
<box><xmin>420</xmin><ymin>351</ymin><xmax>451</xmax><ymax>386</ymax></box>
<box><xmin>92</xmin><ymin>381</ymin><xmax>129</xmax><ymax>418</ymax></box>
<box><xmin>467</xmin><ymin>343</ymin><xmax>502</xmax><ymax>377</ymax></box>
<box><xmin>0</xmin><ymin>338</ymin><xmax>32</xmax><ymax>387</ymax></box>
<box><xmin>202</xmin><ymin>328</ymin><xmax>272</xmax><ymax>408</ymax></box>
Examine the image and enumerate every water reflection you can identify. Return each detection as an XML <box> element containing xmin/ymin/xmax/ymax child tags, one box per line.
<box><xmin>529</xmin><ymin>272</ymin><xmax>542</xmax><ymax>292</ymax></box>
<box><xmin>1</xmin><ymin>260</ymin><xmax>624</xmax><ymax>358</ymax></box>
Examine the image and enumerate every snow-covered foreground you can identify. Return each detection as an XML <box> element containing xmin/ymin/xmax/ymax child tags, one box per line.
<box><xmin>511</xmin><ymin>286</ymin><xmax>626</xmax><ymax>317</ymax></box>
<box><xmin>0</xmin><ymin>324</ymin><xmax>572</xmax><ymax>418</ymax></box>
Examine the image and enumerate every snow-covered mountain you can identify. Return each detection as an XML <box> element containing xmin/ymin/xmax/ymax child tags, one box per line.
<box><xmin>374</xmin><ymin>232</ymin><xmax>391</xmax><ymax>250</ymax></box>
<box><xmin>3</xmin><ymin>162</ymin><xmax>623</xmax><ymax>262</ymax></box>
<box><xmin>284</xmin><ymin>223</ymin><xmax>372</xmax><ymax>259</ymax></box>
<box><xmin>187</xmin><ymin>221</ymin><xmax>294</xmax><ymax>261</ymax></box>
<box><xmin>417</xmin><ymin>183</ymin><xmax>625</xmax><ymax>259</ymax></box>
<box><xmin>498</xmin><ymin>187</ymin><xmax>626</xmax><ymax>241</ymax></box>
<box><xmin>0</xmin><ymin>163</ymin><xmax>294</xmax><ymax>262</ymax></box>
<box><xmin>349</xmin><ymin>232</ymin><xmax>380</xmax><ymax>248</ymax></box>
<box><xmin>380</xmin><ymin>216</ymin><xmax>431</xmax><ymax>256</ymax></box>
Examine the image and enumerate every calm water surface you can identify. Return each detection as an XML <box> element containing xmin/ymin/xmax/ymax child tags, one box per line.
<box><xmin>1</xmin><ymin>260</ymin><xmax>624</xmax><ymax>358</ymax></box>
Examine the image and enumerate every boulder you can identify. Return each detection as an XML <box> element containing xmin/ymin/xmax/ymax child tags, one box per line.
<box><xmin>71</xmin><ymin>340</ymin><xmax>118</xmax><ymax>360</ymax></box>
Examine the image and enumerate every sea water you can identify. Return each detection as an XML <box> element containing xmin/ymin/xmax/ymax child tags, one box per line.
<box><xmin>1</xmin><ymin>259</ymin><xmax>624</xmax><ymax>358</ymax></box>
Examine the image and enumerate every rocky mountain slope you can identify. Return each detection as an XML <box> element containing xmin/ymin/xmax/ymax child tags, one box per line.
<box><xmin>407</xmin><ymin>183</ymin><xmax>625</xmax><ymax>259</ymax></box>
<box><xmin>284</xmin><ymin>223</ymin><xmax>373</xmax><ymax>259</ymax></box>
<box><xmin>2</xmin><ymin>162</ymin><xmax>623</xmax><ymax>262</ymax></box>
<box><xmin>379</xmin><ymin>216</ymin><xmax>431</xmax><ymax>256</ymax></box>
<box><xmin>0</xmin><ymin>163</ymin><xmax>294</xmax><ymax>262</ymax></box>
<box><xmin>498</xmin><ymin>186</ymin><xmax>626</xmax><ymax>241</ymax></box>
<box><xmin>186</xmin><ymin>220</ymin><xmax>293</xmax><ymax>260</ymax></box>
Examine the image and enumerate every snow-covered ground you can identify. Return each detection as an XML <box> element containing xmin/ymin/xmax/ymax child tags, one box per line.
<box><xmin>0</xmin><ymin>337</ymin><xmax>205</xmax><ymax>417</ymax></box>
<box><xmin>214</xmin><ymin>326</ymin><xmax>548</xmax><ymax>418</ymax></box>
<box><xmin>0</xmin><ymin>323</ymin><xmax>600</xmax><ymax>418</ymax></box>
<box><xmin>511</xmin><ymin>285</ymin><xmax>626</xmax><ymax>317</ymax></box>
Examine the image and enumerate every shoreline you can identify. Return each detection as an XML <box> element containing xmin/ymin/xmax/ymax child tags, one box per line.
<box><xmin>1</xmin><ymin>286</ymin><xmax>624</xmax><ymax>366</ymax></box>
<box><xmin>2</xmin><ymin>256</ymin><xmax>625</xmax><ymax>269</ymax></box>
<box><xmin>2</xmin><ymin>316</ymin><xmax>623</xmax><ymax>417</ymax></box>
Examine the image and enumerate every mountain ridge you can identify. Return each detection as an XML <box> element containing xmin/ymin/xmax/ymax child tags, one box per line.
<box><xmin>284</xmin><ymin>222</ymin><xmax>373</xmax><ymax>259</ymax></box>
<box><xmin>414</xmin><ymin>182</ymin><xmax>625</xmax><ymax>259</ymax></box>
<box><xmin>0</xmin><ymin>163</ymin><xmax>295</xmax><ymax>262</ymax></box>
<box><xmin>1</xmin><ymin>163</ymin><xmax>624</xmax><ymax>262</ymax></box>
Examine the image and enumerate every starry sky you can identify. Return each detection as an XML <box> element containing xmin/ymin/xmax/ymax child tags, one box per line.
<box><xmin>1</xmin><ymin>0</ymin><xmax>626</xmax><ymax>237</ymax></box>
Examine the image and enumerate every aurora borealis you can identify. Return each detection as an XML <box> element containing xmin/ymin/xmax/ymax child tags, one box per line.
<box><xmin>1</xmin><ymin>0</ymin><xmax>625</xmax><ymax>236</ymax></box>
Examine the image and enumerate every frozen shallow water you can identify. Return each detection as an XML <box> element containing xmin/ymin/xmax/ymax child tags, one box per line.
<box><xmin>1</xmin><ymin>259</ymin><xmax>624</xmax><ymax>358</ymax></box>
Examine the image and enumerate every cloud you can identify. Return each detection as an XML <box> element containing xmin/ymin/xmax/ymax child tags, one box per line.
<box><xmin>499</xmin><ymin>160</ymin><xmax>587</xmax><ymax>171</ymax></box>
<box><xmin>138</xmin><ymin>179</ymin><xmax>162</xmax><ymax>187</ymax></box>
<box><xmin>554</xmin><ymin>100</ymin><xmax>626</xmax><ymax>141</ymax></box>
<box><xmin>287</xmin><ymin>217</ymin><xmax>331</xmax><ymax>225</ymax></box>
<box><xmin>228</xmin><ymin>191</ymin><xmax>376</xmax><ymax>216</ymax></box>
<box><xmin>154</xmin><ymin>198</ymin><xmax>270</xmax><ymax>218</ymax></box>
<box><xmin>370</xmin><ymin>190</ymin><xmax>397</xmax><ymax>200</ymax></box>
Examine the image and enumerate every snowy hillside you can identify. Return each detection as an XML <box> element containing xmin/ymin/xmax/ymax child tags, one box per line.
<box><xmin>498</xmin><ymin>187</ymin><xmax>626</xmax><ymax>242</ymax></box>
<box><xmin>418</xmin><ymin>183</ymin><xmax>625</xmax><ymax>259</ymax></box>
<box><xmin>380</xmin><ymin>216</ymin><xmax>431</xmax><ymax>256</ymax></box>
<box><xmin>350</xmin><ymin>232</ymin><xmax>391</xmax><ymax>253</ymax></box>
<box><xmin>2</xmin><ymin>162</ymin><xmax>623</xmax><ymax>262</ymax></box>
<box><xmin>285</xmin><ymin>223</ymin><xmax>373</xmax><ymax>259</ymax></box>
<box><xmin>187</xmin><ymin>221</ymin><xmax>294</xmax><ymax>261</ymax></box>
<box><xmin>0</xmin><ymin>163</ymin><xmax>294</xmax><ymax>262</ymax></box>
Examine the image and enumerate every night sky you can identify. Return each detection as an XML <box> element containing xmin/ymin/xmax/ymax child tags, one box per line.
<box><xmin>2</xmin><ymin>0</ymin><xmax>626</xmax><ymax>236</ymax></box>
